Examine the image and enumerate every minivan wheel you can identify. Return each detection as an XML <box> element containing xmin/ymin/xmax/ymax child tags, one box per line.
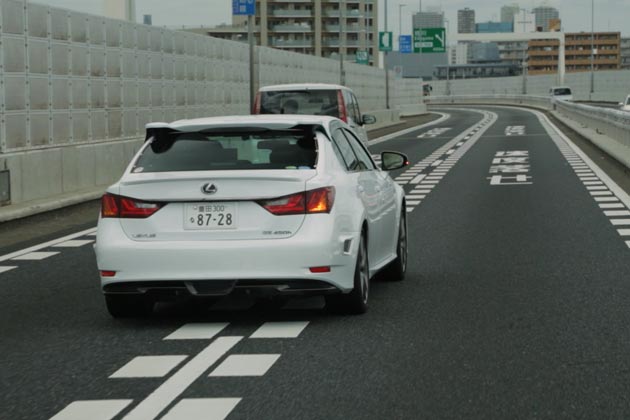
<box><xmin>326</xmin><ymin>232</ymin><xmax>369</xmax><ymax>314</ymax></box>
<box><xmin>382</xmin><ymin>209</ymin><xmax>407</xmax><ymax>281</ymax></box>
<box><xmin>105</xmin><ymin>294</ymin><xmax>154</xmax><ymax>318</ymax></box>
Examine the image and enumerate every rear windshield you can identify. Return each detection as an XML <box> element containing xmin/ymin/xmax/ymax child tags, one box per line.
<box><xmin>553</xmin><ymin>88</ymin><xmax>572</xmax><ymax>96</ymax></box>
<box><xmin>259</xmin><ymin>90</ymin><xmax>339</xmax><ymax>117</ymax></box>
<box><xmin>133</xmin><ymin>129</ymin><xmax>318</xmax><ymax>173</ymax></box>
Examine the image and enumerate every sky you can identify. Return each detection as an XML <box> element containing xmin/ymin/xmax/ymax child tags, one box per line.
<box><xmin>32</xmin><ymin>0</ymin><xmax>629</xmax><ymax>39</ymax></box>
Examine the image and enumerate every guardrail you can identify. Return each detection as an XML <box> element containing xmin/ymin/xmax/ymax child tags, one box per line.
<box><xmin>425</xmin><ymin>94</ymin><xmax>630</xmax><ymax>170</ymax></box>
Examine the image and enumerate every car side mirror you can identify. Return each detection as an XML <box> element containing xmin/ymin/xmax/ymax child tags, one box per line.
<box><xmin>381</xmin><ymin>151</ymin><xmax>409</xmax><ymax>171</ymax></box>
<box><xmin>362</xmin><ymin>114</ymin><xmax>377</xmax><ymax>125</ymax></box>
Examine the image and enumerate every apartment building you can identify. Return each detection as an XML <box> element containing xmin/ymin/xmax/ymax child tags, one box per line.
<box><xmin>188</xmin><ymin>0</ymin><xmax>378</xmax><ymax>66</ymax></box>
<box><xmin>457</xmin><ymin>8</ymin><xmax>475</xmax><ymax>34</ymax></box>
<box><xmin>527</xmin><ymin>32</ymin><xmax>621</xmax><ymax>75</ymax></box>
<box><xmin>621</xmin><ymin>37</ymin><xmax>630</xmax><ymax>70</ymax></box>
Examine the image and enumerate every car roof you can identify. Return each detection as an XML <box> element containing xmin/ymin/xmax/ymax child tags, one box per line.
<box><xmin>146</xmin><ymin>114</ymin><xmax>340</xmax><ymax>132</ymax></box>
<box><xmin>259</xmin><ymin>83</ymin><xmax>350</xmax><ymax>92</ymax></box>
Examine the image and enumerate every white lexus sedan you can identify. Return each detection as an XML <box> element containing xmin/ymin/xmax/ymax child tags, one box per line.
<box><xmin>95</xmin><ymin>115</ymin><xmax>409</xmax><ymax>317</ymax></box>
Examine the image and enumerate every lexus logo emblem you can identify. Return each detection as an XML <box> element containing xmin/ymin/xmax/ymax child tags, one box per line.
<box><xmin>201</xmin><ymin>183</ymin><xmax>217</xmax><ymax>195</ymax></box>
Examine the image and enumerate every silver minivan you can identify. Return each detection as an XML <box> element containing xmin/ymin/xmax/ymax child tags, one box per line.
<box><xmin>253</xmin><ymin>83</ymin><xmax>376</xmax><ymax>146</ymax></box>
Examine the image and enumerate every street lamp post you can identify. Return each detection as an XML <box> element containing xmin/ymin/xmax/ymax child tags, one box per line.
<box><xmin>339</xmin><ymin>0</ymin><xmax>345</xmax><ymax>85</ymax></box>
<box><xmin>384</xmin><ymin>0</ymin><xmax>389</xmax><ymax>109</ymax></box>
<box><xmin>590</xmin><ymin>0</ymin><xmax>595</xmax><ymax>97</ymax></box>
<box><xmin>445</xmin><ymin>18</ymin><xmax>450</xmax><ymax>95</ymax></box>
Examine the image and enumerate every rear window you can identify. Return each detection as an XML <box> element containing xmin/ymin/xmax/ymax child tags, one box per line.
<box><xmin>553</xmin><ymin>88</ymin><xmax>572</xmax><ymax>96</ymax></box>
<box><xmin>259</xmin><ymin>90</ymin><xmax>339</xmax><ymax>117</ymax></box>
<box><xmin>133</xmin><ymin>129</ymin><xmax>318</xmax><ymax>173</ymax></box>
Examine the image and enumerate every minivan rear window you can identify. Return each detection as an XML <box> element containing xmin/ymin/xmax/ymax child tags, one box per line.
<box><xmin>259</xmin><ymin>90</ymin><xmax>339</xmax><ymax>117</ymax></box>
<box><xmin>553</xmin><ymin>88</ymin><xmax>572</xmax><ymax>96</ymax></box>
<box><xmin>133</xmin><ymin>129</ymin><xmax>317</xmax><ymax>172</ymax></box>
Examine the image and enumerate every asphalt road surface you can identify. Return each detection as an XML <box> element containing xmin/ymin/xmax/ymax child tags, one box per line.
<box><xmin>2</xmin><ymin>106</ymin><xmax>630</xmax><ymax>420</ymax></box>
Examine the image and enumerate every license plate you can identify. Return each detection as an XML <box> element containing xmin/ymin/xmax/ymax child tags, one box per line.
<box><xmin>184</xmin><ymin>203</ymin><xmax>238</xmax><ymax>230</ymax></box>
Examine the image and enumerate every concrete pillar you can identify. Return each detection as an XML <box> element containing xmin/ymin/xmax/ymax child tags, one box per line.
<box><xmin>315</xmin><ymin>0</ymin><xmax>322</xmax><ymax>56</ymax></box>
<box><xmin>558</xmin><ymin>33</ymin><xmax>565</xmax><ymax>85</ymax></box>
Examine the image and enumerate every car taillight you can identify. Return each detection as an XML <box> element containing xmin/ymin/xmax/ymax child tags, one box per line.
<box><xmin>253</xmin><ymin>92</ymin><xmax>261</xmax><ymax>114</ymax></box>
<box><xmin>259</xmin><ymin>187</ymin><xmax>335</xmax><ymax>216</ymax></box>
<box><xmin>101</xmin><ymin>193</ymin><xmax>163</xmax><ymax>218</ymax></box>
<box><xmin>337</xmin><ymin>91</ymin><xmax>347</xmax><ymax>123</ymax></box>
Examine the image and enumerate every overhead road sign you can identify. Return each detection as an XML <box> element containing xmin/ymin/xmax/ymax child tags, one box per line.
<box><xmin>356</xmin><ymin>50</ymin><xmax>369</xmax><ymax>65</ymax></box>
<box><xmin>233</xmin><ymin>0</ymin><xmax>255</xmax><ymax>16</ymax></box>
<box><xmin>379</xmin><ymin>32</ymin><xmax>393</xmax><ymax>52</ymax></box>
<box><xmin>399</xmin><ymin>35</ymin><xmax>412</xmax><ymax>53</ymax></box>
<box><xmin>413</xmin><ymin>27</ymin><xmax>446</xmax><ymax>53</ymax></box>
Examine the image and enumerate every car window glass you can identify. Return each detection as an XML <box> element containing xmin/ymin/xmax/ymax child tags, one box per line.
<box><xmin>258</xmin><ymin>90</ymin><xmax>339</xmax><ymax>117</ymax></box>
<box><xmin>332</xmin><ymin>129</ymin><xmax>359</xmax><ymax>171</ymax></box>
<box><xmin>342</xmin><ymin>90</ymin><xmax>359</xmax><ymax>123</ymax></box>
<box><xmin>342</xmin><ymin>129</ymin><xmax>375</xmax><ymax>171</ymax></box>
<box><xmin>134</xmin><ymin>130</ymin><xmax>318</xmax><ymax>172</ymax></box>
<box><xmin>351</xmin><ymin>93</ymin><xmax>362</xmax><ymax>119</ymax></box>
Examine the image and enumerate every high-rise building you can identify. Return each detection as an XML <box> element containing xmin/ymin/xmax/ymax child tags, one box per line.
<box><xmin>528</xmin><ymin>32</ymin><xmax>621</xmax><ymax>75</ymax></box>
<box><xmin>621</xmin><ymin>37</ymin><xmax>630</xmax><ymax>70</ymax></box>
<box><xmin>103</xmin><ymin>0</ymin><xmax>136</xmax><ymax>22</ymax></box>
<box><xmin>190</xmin><ymin>0</ymin><xmax>378</xmax><ymax>66</ymax></box>
<box><xmin>513</xmin><ymin>9</ymin><xmax>536</xmax><ymax>33</ymax></box>
<box><xmin>457</xmin><ymin>8</ymin><xmax>475</xmax><ymax>34</ymax></box>
<box><xmin>532</xmin><ymin>6</ymin><xmax>559</xmax><ymax>32</ymax></box>
<box><xmin>500</xmin><ymin>4</ymin><xmax>520</xmax><ymax>24</ymax></box>
<box><xmin>412</xmin><ymin>10</ymin><xmax>444</xmax><ymax>30</ymax></box>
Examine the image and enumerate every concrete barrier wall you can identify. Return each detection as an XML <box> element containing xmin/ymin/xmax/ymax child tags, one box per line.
<box><xmin>0</xmin><ymin>0</ymin><xmax>424</xmax><ymax>211</ymax></box>
<box><xmin>429</xmin><ymin>70</ymin><xmax>630</xmax><ymax>102</ymax></box>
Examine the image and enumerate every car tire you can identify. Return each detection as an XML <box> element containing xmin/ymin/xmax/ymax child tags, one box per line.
<box><xmin>105</xmin><ymin>294</ymin><xmax>154</xmax><ymax>318</ymax></box>
<box><xmin>382</xmin><ymin>209</ymin><xmax>407</xmax><ymax>281</ymax></box>
<box><xmin>326</xmin><ymin>232</ymin><xmax>369</xmax><ymax>315</ymax></box>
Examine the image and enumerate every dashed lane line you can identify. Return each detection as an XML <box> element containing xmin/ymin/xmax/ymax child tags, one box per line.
<box><xmin>367</xmin><ymin>112</ymin><xmax>451</xmax><ymax>146</ymax></box>
<box><xmin>209</xmin><ymin>354</ymin><xmax>281</xmax><ymax>377</ymax></box>
<box><xmin>12</xmin><ymin>251</ymin><xmax>59</xmax><ymax>261</ymax></box>
<box><xmin>0</xmin><ymin>227</ymin><xmax>96</xmax><ymax>263</ymax></box>
<box><xmin>50</xmin><ymin>400</ymin><xmax>133</xmax><ymax>420</ymax></box>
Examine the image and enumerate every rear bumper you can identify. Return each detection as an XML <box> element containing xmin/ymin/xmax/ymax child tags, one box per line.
<box><xmin>95</xmin><ymin>218</ymin><xmax>359</xmax><ymax>293</ymax></box>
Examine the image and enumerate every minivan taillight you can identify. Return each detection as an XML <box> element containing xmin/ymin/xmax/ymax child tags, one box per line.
<box><xmin>101</xmin><ymin>193</ymin><xmax>164</xmax><ymax>218</ymax></box>
<box><xmin>337</xmin><ymin>91</ymin><xmax>347</xmax><ymax>123</ymax></box>
<box><xmin>258</xmin><ymin>187</ymin><xmax>335</xmax><ymax>216</ymax></box>
<box><xmin>253</xmin><ymin>92</ymin><xmax>261</xmax><ymax>114</ymax></box>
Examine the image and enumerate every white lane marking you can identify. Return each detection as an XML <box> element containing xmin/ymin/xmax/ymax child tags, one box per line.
<box><xmin>12</xmin><ymin>251</ymin><xmax>59</xmax><ymax>261</ymax></box>
<box><xmin>445</xmin><ymin>149</ymin><xmax>456</xmax><ymax>155</ymax></box>
<box><xmin>209</xmin><ymin>354</ymin><xmax>281</xmax><ymax>377</ymax></box>
<box><xmin>413</xmin><ymin>189</ymin><xmax>432</xmax><ymax>194</ymax></box>
<box><xmin>505</xmin><ymin>125</ymin><xmax>526</xmax><ymax>136</ymax></box>
<box><xmin>420</xmin><ymin>180</ymin><xmax>439</xmax><ymax>185</ymax></box>
<box><xmin>575</xmin><ymin>170</ymin><xmax>594</xmax><ymax>174</ymax></box>
<box><xmin>164</xmin><ymin>323</ymin><xmax>228</xmax><ymax>340</ymax></box>
<box><xmin>368</xmin><ymin>112</ymin><xmax>451</xmax><ymax>146</ymax></box>
<box><xmin>396</xmin><ymin>180</ymin><xmax>409</xmax><ymax>185</ymax></box>
<box><xmin>583</xmin><ymin>181</ymin><xmax>604</xmax><ymax>185</ymax></box>
<box><xmin>406</xmin><ymin>195</ymin><xmax>426</xmax><ymax>200</ymax></box>
<box><xmin>600</xmin><ymin>203</ymin><xmax>625</xmax><ymax>209</ymax></box>
<box><xmin>410</xmin><ymin>174</ymin><xmax>426</xmax><ymax>184</ymax></box>
<box><xmin>605</xmin><ymin>210</ymin><xmax>630</xmax><ymax>217</ymax></box>
<box><xmin>396</xmin><ymin>176</ymin><xmax>415</xmax><ymax>180</ymax></box>
<box><xmin>590</xmin><ymin>191</ymin><xmax>613</xmax><ymax>196</ymax></box>
<box><xmin>0</xmin><ymin>266</ymin><xmax>17</xmax><ymax>274</ymax></box>
<box><xmin>122</xmin><ymin>336</ymin><xmax>242</xmax><ymax>420</ymax></box>
<box><xmin>431</xmin><ymin>160</ymin><xmax>443</xmax><ymax>167</ymax></box>
<box><xmin>595</xmin><ymin>197</ymin><xmax>620</xmax><ymax>202</ymax></box>
<box><xmin>618</xmin><ymin>229</ymin><xmax>630</xmax><ymax>236</ymax></box>
<box><xmin>611</xmin><ymin>219</ymin><xmax>630</xmax><ymax>226</ymax></box>
<box><xmin>50</xmin><ymin>400</ymin><xmax>133</xmax><ymax>420</ymax></box>
<box><xmin>586</xmin><ymin>186</ymin><xmax>608</xmax><ymax>190</ymax></box>
<box><xmin>160</xmin><ymin>398</ymin><xmax>241</xmax><ymax>420</ymax></box>
<box><xmin>53</xmin><ymin>239</ymin><xmax>95</xmax><ymax>248</ymax></box>
<box><xmin>418</xmin><ymin>127</ymin><xmax>452</xmax><ymax>138</ymax></box>
<box><xmin>0</xmin><ymin>227</ymin><xmax>96</xmax><ymax>263</ymax></box>
<box><xmin>110</xmin><ymin>355</ymin><xmax>188</xmax><ymax>378</ymax></box>
<box><xmin>579</xmin><ymin>177</ymin><xmax>599</xmax><ymax>181</ymax></box>
<box><xmin>251</xmin><ymin>321</ymin><xmax>309</xmax><ymax>338</ymax></box>
<box><xmin>406</xmin><ymin>200</ymin><xmax>422</xmax><ymax>205</ymax></box>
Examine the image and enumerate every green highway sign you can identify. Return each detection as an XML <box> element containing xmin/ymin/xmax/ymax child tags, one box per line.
<box><xmin>378</xmin><ymin>31</ymin><xmax>393</xmax><ymax>52</ymax></box>
<box><xmin>355</xmin><ymin>50</ymin><xmax>369</xmax><ymax>65</ymax></box>
<box><xmin>413</xmin><ymin>27</ymin><xmax>446</xmax><ymax>53</ymax></box>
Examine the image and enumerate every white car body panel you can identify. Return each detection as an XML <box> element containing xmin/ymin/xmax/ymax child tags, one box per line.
<box><xmin>94</xmin><ymin>115</ymin><xmax>405</xmax><ymax>295</ymax></box>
